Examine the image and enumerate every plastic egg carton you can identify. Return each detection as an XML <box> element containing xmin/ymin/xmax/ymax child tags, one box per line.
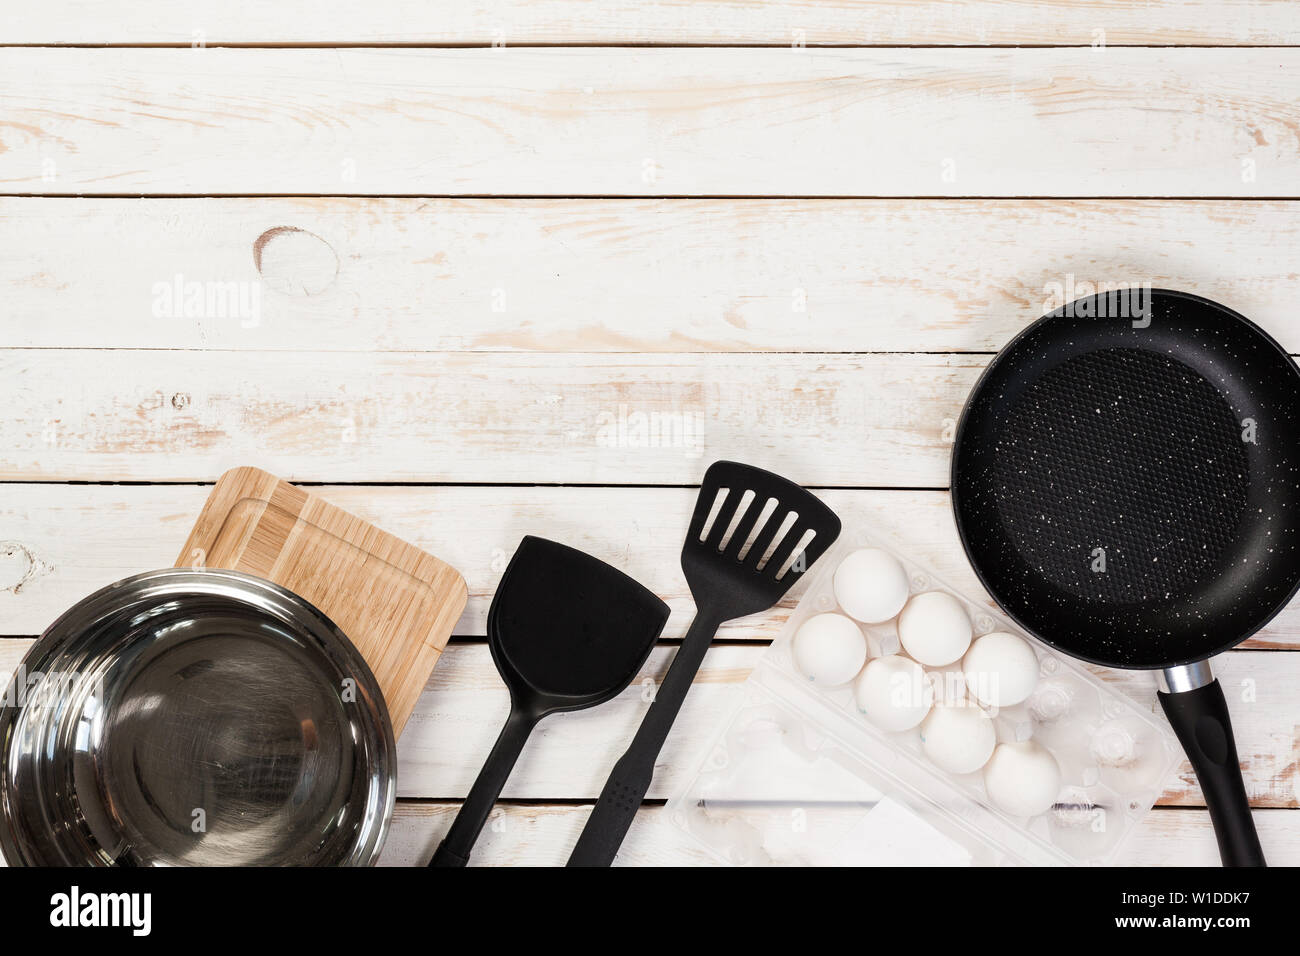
<box><xmin>666</xmin><ymin>528</ymin><xmax>1182</xmax><ymax>866</ymax></box>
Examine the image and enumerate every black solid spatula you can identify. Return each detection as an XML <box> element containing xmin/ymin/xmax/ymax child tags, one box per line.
<box><xmin>568</xmin><ymin>461</ymin><xmax>841</xmax><ymax>866</ymax></box>
<box><xmin>429</xmin><ymin>536</ymin><xmax>669</xmax><ymax>867</ymax></box>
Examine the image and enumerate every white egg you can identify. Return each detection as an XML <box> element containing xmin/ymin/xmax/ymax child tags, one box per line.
<box><xmin>983</xmin><ymin>741</ymin><xmax>1062</xmax><ymax>817</ymax></box>
<box><xmin>854</xmin><ymin>655</ymin><xmax>933</xmax><ymax>732</ymax></box>
<box><xmin>920</xmin><ymin>702</ymin><xmax>996</xmax><ymax>774</ymax></box>
<box><xmin>962</xmin><ymin>631</ymin><xmax>1040</xmax><ymax>707</ymax></box>
<box><xmin>897</xmin><ymin>591</ymin><xmax>972</xmax><ymax>666</ymax></box>
<box><xmin>792</xmin><ymin>613</ymin><xmax>867</xmax><ymax>686</ymax></box>
<box><xmin>833</xmin><ymin>548</ymin><xmax>910</xmax><ymax>624</ymax></box>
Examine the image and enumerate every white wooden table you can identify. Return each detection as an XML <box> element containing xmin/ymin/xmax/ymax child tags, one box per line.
<box><xmin>2</xmin><ymin>1</ymin><xmax>1298</xmax><ymax>866</ymax></box>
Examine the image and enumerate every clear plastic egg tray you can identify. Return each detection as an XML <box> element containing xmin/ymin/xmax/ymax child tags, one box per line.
<box><xmin>666</xmin><ymin>527</ymin><xmax>1182</xmax><ymax>866</ymax></box>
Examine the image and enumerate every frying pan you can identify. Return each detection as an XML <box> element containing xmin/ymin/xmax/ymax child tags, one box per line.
<box><xmin>952</xmin><ymin>289</ymin><xmax>1300</xmax><ymax>867</ymax></box>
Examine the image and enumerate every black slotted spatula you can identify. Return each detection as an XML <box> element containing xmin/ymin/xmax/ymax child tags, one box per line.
<box><xmin>429</xmin><ymin>536</ymin><xmax>669</xmax><ymax>867</ymax></box>
<box><xmin>567</xmin><ymin>461</ymin><xmax>841</xmax><ymax>866</ymax></box>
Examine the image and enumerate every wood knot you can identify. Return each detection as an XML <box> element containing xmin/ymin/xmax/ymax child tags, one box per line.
<box><xmin>253</xmin><ymin>226</ymin><xmax>339</xmax><ymax>296</ymax></box>
<box><xmin>0</xmin><ymin>542</ymin><xmax>51</xmax><ymax>594</ymax></box>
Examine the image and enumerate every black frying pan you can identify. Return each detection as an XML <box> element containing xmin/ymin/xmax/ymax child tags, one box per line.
<box><xmin>952</xmin><ymin>289</ymin><xmax>1300</xmax><ymax>867</ymax></box>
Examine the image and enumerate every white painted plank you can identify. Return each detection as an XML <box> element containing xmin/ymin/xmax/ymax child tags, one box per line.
<box><xmin>379</xmin><ymin>804</ymin><xmax>1300</xmax><ymax>866</ymax></box>
<box><xmin>1116</xmin><ymin>809</ymin><xmax>1300</xmax><ymax>867</ymax></box>
<box><xmin>2</xmin><ymin>639</ymin><xmax>1294</xmax><ymax>806</ymax></box>
<box><xmin>4</xmin><ymin>484</ymin><xmax>1299</xmax><ymax>649</ymax></box>
<box><xmin>381</xmin><ymin>802</ymin><xmax>736</xmax><ymax>868</ymax></box>
<box><xmin>0</xmin><ymin>350</ymin><xmax>979</xmax><ymax>484</ymax></box>
<box><xmin>401</xmin><ymin>645</ymin><xmax>1300</xmax><ymax>809</ymax></box>
<box><xmin>2</xmin><ymin>49</ymin><xmax>1297</xmax><ymax>196</ymax></box>
<box><xmin>6</xmin><ymin>198</ymin><xmax>1300</xmax><ymax>353</ymax></box>
<box><xmin>8</xmin><ymin>1</ymin><xmax>1299</xmax><ymax>46</ymax></box>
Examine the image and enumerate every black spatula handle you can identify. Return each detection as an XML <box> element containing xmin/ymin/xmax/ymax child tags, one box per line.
<box><xmin>1158</xmin><ymin>680</ymin><xmax>1265</xmax><ymax>867</ymax></box>
<box><xmin>568</xmin><ymin>613</ymin><xmax>721</xmax><ymax>866</ymax></box>
<box><xmin>430</xmin><ymin>707</ymin><xmax>536</xmax><ymax>867</ymax></box>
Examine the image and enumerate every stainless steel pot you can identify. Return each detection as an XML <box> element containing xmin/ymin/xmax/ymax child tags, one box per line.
<box><xmin>0</xmin><ymin>568</ymin><xmax>396</xmax><ymax>866</ymax></box>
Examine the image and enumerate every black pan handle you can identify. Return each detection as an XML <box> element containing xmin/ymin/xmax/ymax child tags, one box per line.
<box><xmin>1157</xmin><ymin>678</ymin><xmax>1265</xmax><ymax>867</ymax></box>
<box><xmin>430</xmin><ymin>706</ymin><xmax>537</xmax><ymax>867</ymax></box>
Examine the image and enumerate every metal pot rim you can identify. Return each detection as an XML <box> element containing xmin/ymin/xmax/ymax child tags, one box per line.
<box><xmin>0</xmin><ymin>568</ymin><xmax>397</xmax><ymax>867</ymax></box>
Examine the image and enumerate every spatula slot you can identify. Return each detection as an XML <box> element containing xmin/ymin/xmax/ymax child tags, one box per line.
<box><xmin>773</xmin><ymin>527</ymin><xmax>818</xmax><ymax>580</ymax></box>
<box><xmin>735</xmin><ymin>496</ymin><xmax>780</xmax><ymax>561</ymax></box>
<box><xmin>715</xmin><ymin>489</ymin><xmax>757</xmax><ymax>552</ymax></box>
<box><xmin>697</xmin><ymin>487</ymin><xmax>730</xmax><ymax>543</ymax></box>
<box><xmin>754</xmin><ymin>509</ymin><xmax>799</xmax><ymax>570</ymax></box>
<box><xmin>764</xmin><ymin>517</ymin><xmax>808</xmax><ymax>576</ymax></box>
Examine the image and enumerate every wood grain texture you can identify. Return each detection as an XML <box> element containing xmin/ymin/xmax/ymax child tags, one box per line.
<box><xmin>7</xmin><ymin>198</ymin><xmax>1300</xmax><ymax>353</ymax></box>
<box><xmin>10</xmin><ymin>348</ymin><xmax>1299</xmax><ymax>486</ymax></box>
<box><xmin>176</xmin><ymin>467</ymin><xmax>467</xmax><ymax>734</ymax></box>
<box><xmin>8</xmin><ymin>1</ymin><xmax>1300</xmax><ymax>46</ymax></box>
<box><xmin>2</xmin><ymin>49</ymin><xmax>1298</xmax><ymax>196</ymax></box>
<box><xmin>378</xmin><ymin>803</ymin><xmax>1300</xmax><ymax>867</ymax></box>
<box><xmin>402</xmin><ymin>644</ymin><xmax>1300</xmax><ymax>809</ymax></box>
<box><xmin>4</xmin><ymin>14</ymin><xmax>1298</xmax><ymax>869</ymax></box>
<box><xmin>2</xmin><ymin>639</ymin><xmax>1294</xmax><ymax>807</ymax></box>
<box><xmin>0</xmin><ymin>349</ymin><xmax>977</xmax><ymax>484</ymax></box>
<box><xmin>4</xmin><ymin>484</ymin><xmax>1299</xmax><ymax>649</ymax></box>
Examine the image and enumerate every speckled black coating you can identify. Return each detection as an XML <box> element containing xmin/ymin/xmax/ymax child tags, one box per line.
<box><xmin>952</xmin><ymin>289</ymin><xmax>1300</xmax><ymax>669</ymax></box>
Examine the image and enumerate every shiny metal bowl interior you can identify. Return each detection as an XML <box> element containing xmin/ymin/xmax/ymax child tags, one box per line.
<box><xmin>0</xmin><ymin>569</ymin><xmax>396</xmax><ymax>866</ymax></box>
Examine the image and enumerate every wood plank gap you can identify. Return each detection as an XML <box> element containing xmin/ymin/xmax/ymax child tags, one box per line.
<box><xmin>6</xmin><ymin>43</ymin><xmax>1300</xmax><ymax>50</ymax></box>
<box><xmin>10</xmin><ymin>194</ymin><xmax>1300</xmax><ymax>202</ymax></box>
<box><xmin>0</xmin><ymin>480</ymin><xmax>954</xmax><ymax>492</ymax></box>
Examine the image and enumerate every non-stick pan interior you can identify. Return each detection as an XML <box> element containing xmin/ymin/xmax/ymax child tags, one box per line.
<box><xmin>953</xmin><ymin>290</ymin><xmax>1300</xmax><ymax>668</ymax></box>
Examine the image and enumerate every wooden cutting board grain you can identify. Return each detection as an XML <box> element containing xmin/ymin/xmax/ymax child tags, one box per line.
<box><xmin>175</xmin><ymin>466</ymin><xmax>467</xmax><ymax>735</ymax></box>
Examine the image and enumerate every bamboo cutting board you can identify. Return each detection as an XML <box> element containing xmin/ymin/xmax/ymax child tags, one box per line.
<box><xmin>176</xmin><ymin>466</ymin><xmax>467</xmax><ymax>735</ymax></box>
